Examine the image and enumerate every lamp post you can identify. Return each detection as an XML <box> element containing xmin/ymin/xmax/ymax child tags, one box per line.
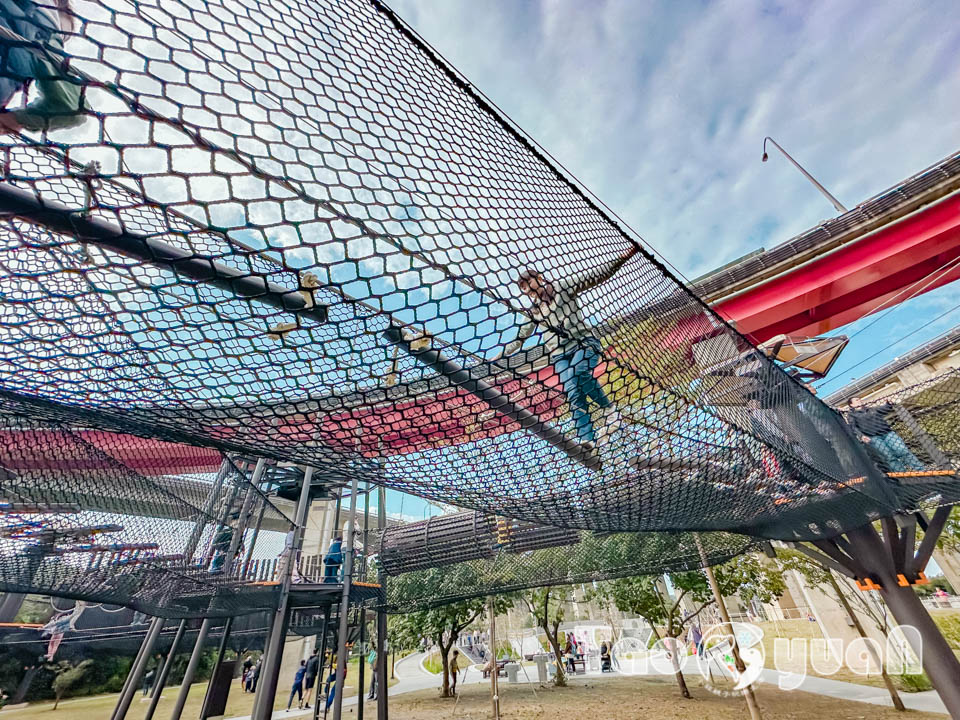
<box><xmin>762</xmin><ymin>136</ymin><xmax>848</xmax><ymax>213</ymax></box>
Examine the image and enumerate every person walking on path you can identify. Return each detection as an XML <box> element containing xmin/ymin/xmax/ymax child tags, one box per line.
<box><xmin>366</xmin><ymin>646</ymin><xmax>378</xmax><ymax>700</ymax></box>
<box><xmin>286</xmin><ymin>660</ymin><xmax>307</xmax><ymax>711</ymax></box>
<box><xmin>302</xmin><ymin>649</ymin><xmax>319</xmax><ymax>709</ymax></box>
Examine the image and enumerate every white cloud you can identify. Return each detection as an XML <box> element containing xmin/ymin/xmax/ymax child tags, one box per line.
<box><xmin>387</xmin><ymin>0</ymin><xmax>960</xmax><ymax>279</ymax></box>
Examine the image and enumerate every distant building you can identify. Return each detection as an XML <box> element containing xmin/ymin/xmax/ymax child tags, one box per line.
<box><xmin>825</xmin><ymin>324</ymin><xmax>960</xmax><ymax>407</ymax></box>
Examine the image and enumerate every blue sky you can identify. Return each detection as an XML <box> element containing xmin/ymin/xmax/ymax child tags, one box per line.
<box><xmin>385</xmin><ymin>0</ymin><xmax>960</xmax><ymax>398</ymax></box>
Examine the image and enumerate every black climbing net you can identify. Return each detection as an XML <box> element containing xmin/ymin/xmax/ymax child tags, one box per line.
<box><xmin>0</xmin><ymin>0</ymin><xmax>958</xmax><ymax>616</ymax></box>
<box><xmin>0</xmin><ymin>393</ymin><xmax>295</xmax><ymax>618</ymax></box>
<box><xmin>377</xmin><ymin>511</ymin><xmax>757</xmax><ymax>613</ymax></box>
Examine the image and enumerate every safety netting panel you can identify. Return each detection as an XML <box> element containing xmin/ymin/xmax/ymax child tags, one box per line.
<box><xmin>381</xmin><ymin>516</ymin><xmax>756</xmax><ymax>613</ymax></box>
<box><xmin>0</xmin><ymin>0</ymin><xmax>919</xmax><ymax>541</ymax></box>
<box><xmin>0</xmin><ymin>395</ymin><xmax>294</xmax><ymax>618</ymax></box>
<box><xmin>842</xmin><ymin>370</ymin><xmax>960</xmax><ymax>512</ymax></box>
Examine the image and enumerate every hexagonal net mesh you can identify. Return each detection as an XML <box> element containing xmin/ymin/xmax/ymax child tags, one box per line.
<box><xmin>0</xmin><ymin>0</ymin><xmax>953</xmax><ymax>616</ymax></box>
<box><xmin>0</xmin><ymin>394</ymin><xmax>294</xmax><ymax>618</ymax></box>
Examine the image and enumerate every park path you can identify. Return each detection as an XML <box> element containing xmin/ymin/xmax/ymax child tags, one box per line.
<box><xmin>223</xmin><ymin>652</ymin><xmax>948</xmax><ymax>719</ymax></box>
<box><xmin>756</xmin><ymin>668</ymin><xmax>946</xmax><ymax>714</ymax></box>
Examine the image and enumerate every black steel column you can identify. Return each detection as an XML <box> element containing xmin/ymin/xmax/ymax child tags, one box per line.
<box><xmin>113</xmin><ymin>616</ymin><xmax>164</xmax><ymax>720</ymax></box>
<box><xmin>332</xmin><ymin>473</ymin><xmax>361</xmax><ymax>720</ymax></box>
<box><xmin>0</xmin><ymin>592</ymin><xmax>25</xmax><ymax>622</ymax></box>
<box><xmin>313</xmin><ymin>606</ymin><xmax>331</xmax><ymax>720</ymax></box>
<box><xmin>846</xmin><ymin>523</ymin><xmax>960</xmax><ymax>717</ymax></box>
<box><xmin>384</xmin><ymin>325</ymin><xmax>600</xmax><ymax>469</ymax></box>
<box><xmin>251</xmin><ymin>466</ymin><xmax>315</xmax><ymax>720</ymax></box>
<box><xmin>376</xmin><ymin>485</ymin><xmax>388</xmax><ymax>720</ymax></box>
<box><xmin>184</xmin><ymin>460</ymin><xmax>233</xmax><ymax>563</ymax></box>
<box><xmin>169</xmin><ymin>617</ymin><xmax>212</xmax><ymax>720</ymax></box>
<box><xmin>143</xmin><ymin>618</ymin><xmax>187</xmax><ymax>720</ymax></box>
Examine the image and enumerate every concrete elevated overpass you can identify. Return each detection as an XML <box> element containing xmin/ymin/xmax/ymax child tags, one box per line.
<box><xmin>699</xmin><ymin>150</ymin><xmax>960</xmax><ymax>343</ymax></box>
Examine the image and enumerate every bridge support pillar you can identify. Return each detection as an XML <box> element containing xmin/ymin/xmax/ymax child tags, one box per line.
<box><xmin>143</xmin><ymin>618</ymin><xmax>186</xmax><ymax>720</ymax></box>
<box><xmin>787</xmin><ymin>508</ymin><xmax>960</xmax><ymax>718</ymax></box>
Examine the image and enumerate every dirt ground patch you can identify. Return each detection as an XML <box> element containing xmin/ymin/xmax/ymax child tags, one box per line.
<box><xmin>388</xmin><ymin>675</ymin><xmax>943</xmax><ymax>720</ymax></box>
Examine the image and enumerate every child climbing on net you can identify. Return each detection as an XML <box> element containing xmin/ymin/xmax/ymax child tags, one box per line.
<box><xmin>505</xmin><ymin>242</ymin><xmax>640</xmax><ymax>450</ymax></box>
<box><xmin>0</xmin><ymin>0</ymin><xmax>86</xmax><ymax>133</ymax></box>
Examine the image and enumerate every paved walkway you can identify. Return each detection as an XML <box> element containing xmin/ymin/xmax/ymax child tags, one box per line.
<box><xmin>225</xmin><ymin>652</ymin><xmax>948</xmax><ymax>718</ymax></box>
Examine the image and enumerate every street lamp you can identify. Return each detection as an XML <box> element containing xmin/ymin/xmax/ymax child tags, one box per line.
<box><xmin>762</xmin><ymin>136</ymin><xmax>848</xmax><ymax>213</ymax></box>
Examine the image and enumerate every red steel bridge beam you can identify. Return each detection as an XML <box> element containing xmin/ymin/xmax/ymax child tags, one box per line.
<box><xmin>714</xmin><ymin>193</ymin><xmax>960</xmax><ymax>343</ymax></box>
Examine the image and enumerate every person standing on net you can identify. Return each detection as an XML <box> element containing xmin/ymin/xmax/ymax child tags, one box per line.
<box><xmin>323</xmin><ymin>535</ymin><xmax>343</xmax><ymax>583</ymax></box>
<box><xmin>845</xmin><ymin>397</ymin><xmax>923</xmax><ymax>472</ymax></box>
<box><xmin>286</xmin><ymin>659</ymin><xmax>307</xmax><ymax>711</ymax></box>
<box><xmin>0</xmin><ymin>0</ymin><xmax>87</xmax><ymax>133</ymax></box>
<box><xmin>507</xmin><ymin>243</ymin><xmax>641</xmax><ymax>451</ymax></box>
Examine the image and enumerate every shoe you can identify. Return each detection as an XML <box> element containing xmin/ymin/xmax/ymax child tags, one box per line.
<box><xmin>596</xmin><ymin>407</ymin><xmax>623</xmax><ymax>445</ymax></box>
<box><xmin>267</xmin><ymin>321</ymin><xmax>298</xmax><ymax>340</ymax></box>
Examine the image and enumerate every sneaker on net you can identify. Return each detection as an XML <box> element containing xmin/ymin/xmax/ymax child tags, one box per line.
<box><xmin>596</xmin><ymin>407</ymin><xmax>624</xmax><ymax>446</ymax></box>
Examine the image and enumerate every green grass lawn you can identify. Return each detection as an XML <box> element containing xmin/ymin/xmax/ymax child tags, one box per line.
<box><xmin>1</xmin><ymin>657</ymin><xmax>398</xmax><ymax>720</ymax></box>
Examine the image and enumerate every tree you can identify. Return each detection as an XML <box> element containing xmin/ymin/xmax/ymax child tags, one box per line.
<box><xmin>521</xmin><ymin>586</ymin><xmax>573</xmax><ymax>686</ymax></box>
<box><xmin>599</xmin><ymin>573</ymin><xmax>711</xmax><ymax>697</ymax></box>
<box><xmin>713</xmin><ymin>553</ymin><xmax>786</xmax><ymax>608</ymax></box>
<box><xmin>401</xmin><ymin>600</ymin><xmax>485</xmax><ymax>697</ymax></box>
<box><xmin>596</xmin><ymin>554</ymin><xmax>786</xmax><ymax>699</ymax></box>
<box><xmin>50</xmin><ymin>659</ymin><xmax>93</xmax><ymax>710</ymax></box>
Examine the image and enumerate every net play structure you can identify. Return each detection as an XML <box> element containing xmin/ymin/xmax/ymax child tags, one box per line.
<box><xmin>1</xmin><ymin>0</ymin><xmax>959</xmax><ymax>717</ymax></box>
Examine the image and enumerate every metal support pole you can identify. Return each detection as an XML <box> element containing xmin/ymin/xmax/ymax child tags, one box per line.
<box><xmin>184</xmin><ymin>460</ymin><xmax>233</xmax><ymax>563</ymax></box>
<box><xmin>204</xmin><ymin>482</ymin><xmax>241</xmax><ymax>569</ymax></box>
<box><xmin>320</xmin><ymin>495</ymin><xmax>336</xmax><ymax>551</ymax></box>
<box><xmin>223</xmin><ymin>459</ymin><xmax>266</xmax><ymax>575</ymax></box>
<box><xmin>376</xmin><ymin>485</ymin><xmax>388</xmax><ymax>720</ymax></box>
<box><xmin>357</xmin><ymin>608</ymin><xmax>366</xmax><ymax>720</ymax></box>
<box><xmin>695</xmin><ymin>534</ymin><xmax>762</xmax><ymax>720</ymax></box>
<box><xmin>111</xmin><ymin>617</ymin><xmax>154</xmax><ymax>715</ymax></box>
<box><xmin>0</xmin><ymin>181</ymin><xmax>330</xmax><ymax>323</ymax></box>
<box><xmin>384</xmin><ymin>325</ymin><xmax>601</xmax><ymax>470</ymax></box>
<box><xmin>252</xmin><ymin>466</ymin><xmax>315</xmax><ymax>720</ymax></box>
<box><xmin>0</xmin><ymin>592</ymin><xmax>25</xmax><ymax>622</ymax></box>
<box><xmin>847</xmin><ymin>524</ymin><xmax>960</xmax><ymax>716</ymax></box>
<box><xmin>113</xmin><ymin>616</ymin><xmax>164</xmax><ymax>720</ymax></box>
<box><xmin>762</xmin><ymin>136</ymin><xmax>847</xmax><ymax>213</ymax></box>
<box><xmin>356</xmin><ymin>483</ymin><xmax>371</xmax><ymax>720</ymax></box>
<box><xmin>332</xmin><ymin>473</ymin><xmax>361</xmax><ymax>720</ymax></box>
<box><xmin>242</xmin><ymin>501</ymin><xmax>269</xmax><ymax>579</ymax></box>
<box><xmin>169</xmin><ymin>617</ymin><xmax>212</xmax><ymax>720</ymax></box>
<box><xmin>143</xmin><ymin>618</ymin><xmax>187</xmax><ymax>720</ymax></box>
<box><xmin>321</xmin><ymin>617</ymin><xmax>339</xmax><ymax>720</ymax></box>
<box><xmin>488</xmin><ymin>597</ymin><xmax>500</xmax><ymax>720</ymax></box>
<box><xmin>199</xmin><ymin>617</ymin><xmax>234</xmax><ymax>717</ymax></box>
<box><xmin>313</xmin><ymin>606</ymin><xmax>331</xmax><ymax>720</ymax></box>
<box><xmin>332</xmin><ymin>490</ymin><xmax>343</xmax><ymax>543</ymax></box>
